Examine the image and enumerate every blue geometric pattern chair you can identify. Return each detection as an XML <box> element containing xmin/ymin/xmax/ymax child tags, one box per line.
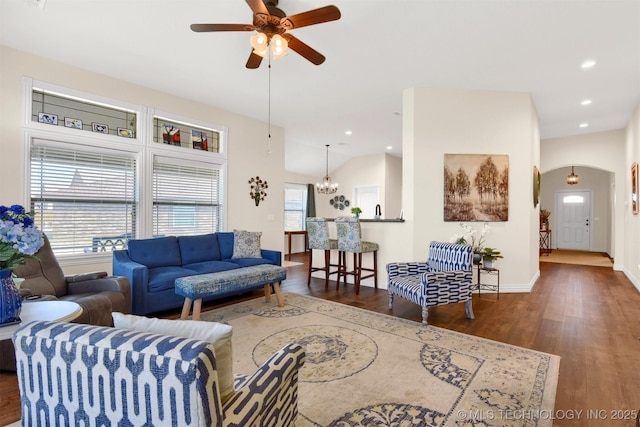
<box><xmin>306</xmin><ymin>217</ymin><xmax>339</xmax><ymax>288</ymax></box>
<box><xmin>335</xmin><ymin>217</ymin><xmax>379</xmax><ymax>294</ymax></box>
<box><xmin>13</xmin><ymin>320</ymin><xmax>305</xmax><ymax>426</ymax></box>
<box><xmin>387</xmin><ymin>241</ymin><xmax>474</xmax><ymax>325</ymax></box>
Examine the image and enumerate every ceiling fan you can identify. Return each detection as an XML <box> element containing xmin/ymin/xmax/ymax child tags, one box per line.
<box><xmin>190</xmin><ymin>0</ymin><xmax>341</xmax><ymax>69</ymax></box>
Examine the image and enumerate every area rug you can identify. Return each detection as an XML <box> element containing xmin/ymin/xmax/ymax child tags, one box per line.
<box><xmin>539</xmin><ymin>249</ymin><xmax>613</xmax><ymax>267</ymax></box>
<box><xmin>201</xmin><ymin>293</ymin><xmax>560</xmax><ymax>427</ymax></box>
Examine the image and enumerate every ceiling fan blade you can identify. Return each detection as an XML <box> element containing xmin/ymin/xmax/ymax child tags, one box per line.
<box><xmin>246</xmin><ymin>50</ymin><xmax>264</xmax><ymax>69</ymax></box>
<box><xmin>280</xmin><ymin>5</ymin><xmax>341</xmax><ymax>30</ymax></box>
<box><xmin>190</xmin><ymin>23</ymin><xmax>254</xmax><ymax>32</ymax></box>
<box><xmin>245</xmin><ymin>0</ymin><xmax>269</xmax><ymax>16</ymax></box>
<box><xmin>282</xmin><ymin>34</ymin><xmax>326</xmax><ymax>65</ymax></box>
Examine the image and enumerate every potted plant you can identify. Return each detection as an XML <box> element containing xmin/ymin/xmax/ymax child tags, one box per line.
<box><xmin>540</xmin><ymin>208</ymin><xmax>551</xmax><ymax>231</ymax></box>
<box><xmin>351</xmin><ymin>207</ymin><xmax>362</xmax><ymax>218</ymax></box>
<box><xmin>481</xmin><ymin>247</ymin><xmax>503</xmax><ymax>269</ymax></box>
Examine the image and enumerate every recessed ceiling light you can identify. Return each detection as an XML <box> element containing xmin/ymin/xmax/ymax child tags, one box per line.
<box><xmin>386</xmin><ymin>146</ymin><xmax>392</xmax><ymax>150</ymax></box>
<box><xmin>581</xmin><ymin>99</ymin><xmax>592</xmax><ymax>105</ymax></box>
<box><xmin>579</xmin><ymin>123</ymin><xmax>589</xmax><ymax>128</ymax></box>
<box><xmin>581</xmin><ymin>60</ymin><xmax>596</xmax><ymax>69</ymax></box>
<box><xmin>344</xmin><ymin>130</ymin><xmax>352</xmax><ymax>136</ymax></box>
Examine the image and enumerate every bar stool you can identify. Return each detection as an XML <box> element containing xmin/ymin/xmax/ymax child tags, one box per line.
<box><xmin>305</xmin><ymin>217</ymin><xmax>339</xmax><ymax>288</ymax></box>
<box><xmin>335</xmin><ymin>217</ymin><xmax>379</xmax><ymax>294</ymax></box>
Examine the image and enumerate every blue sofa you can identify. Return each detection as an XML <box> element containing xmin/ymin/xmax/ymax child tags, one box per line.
<box><xmin>113</xmin><ymin>232</ymin><xmax>281</xmax><ymax>315</ymax></box>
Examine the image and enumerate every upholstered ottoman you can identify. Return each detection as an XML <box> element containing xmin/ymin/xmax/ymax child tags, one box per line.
<box><xmin>176</xmin><ymin>264</ymin><xmax>287</xmax><ymax>320</ymax></box>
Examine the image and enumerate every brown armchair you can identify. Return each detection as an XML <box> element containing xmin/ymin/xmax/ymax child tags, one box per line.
<box><xmin>1</xmin><ymin>235</ymin><xmax>130</xmax><ymax>371</ymax></box>
<box><xmin>13</xmin><ymin>235</ymin><xmax>131</xmax><ymax>325</ymax></box>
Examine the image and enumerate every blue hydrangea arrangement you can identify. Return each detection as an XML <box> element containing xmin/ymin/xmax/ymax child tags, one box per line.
<box><xmin>0</xmin><ymin>204</ymin><xmax>44</xmax><ymax>270</ymax></box>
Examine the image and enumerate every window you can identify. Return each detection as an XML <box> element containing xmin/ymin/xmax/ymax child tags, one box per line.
<box><xmin>353</xmin><ymin>185</ymin><xmax>380</xmax><ymax>219</ymax></box>
<box><xmin>284</xmin><ymin>183</ymin><xmax>307</xmax><ymax>230</ymax></box>
<box><xmin>30</xmin><ymin>142</ymin><xmax>137</xmax><ymax>255</ymax></box>
<box><xmin>25</xmin><ymin>79</ymin><xmax>228</xmax><ymax>260</ymax></box>
<box><xmin>152</xmin><ymin>157</ymin><xmax>223</xmax><ymax>237</ymax></box>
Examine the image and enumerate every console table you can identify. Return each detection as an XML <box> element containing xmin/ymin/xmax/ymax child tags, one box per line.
<box><xmin>284</xmin><ymin>230</ymin><xmax>307</xmax><ymax>260</ymax></box>
<box><xmin>539</xmin><ymin>229</ymin><xmax>552</xmax><ymax>255</ymax></box>
<box><xmin>0</xmin><ymin>301</ymin><xmax>83</xmax><ymax>341</ymax></box>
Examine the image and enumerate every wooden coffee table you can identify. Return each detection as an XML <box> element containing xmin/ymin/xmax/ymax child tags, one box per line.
<box><xmin>0</xmin><ymin>301</ymin><xmax>83</xmax><ymax>341</ymax></box>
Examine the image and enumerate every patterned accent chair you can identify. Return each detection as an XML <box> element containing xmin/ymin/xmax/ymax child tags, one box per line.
<box><xmin>335</xmin><ymin>217</ymin><xmax>379</xmax><ymax>294</ymax></box>
<box><xmin>306</xmin><ymin>217</ymin><xmax>339</xmax><ymax>288</ymax></box>
<box><xmin>13</xmin><ymin>320</ymin><xmax>305</xmax><ymax>426</ymax></box>
<box><xmin>387</xmin><ymin>241</ymin><xmax>474</xmax><ymax>325</ymax></box>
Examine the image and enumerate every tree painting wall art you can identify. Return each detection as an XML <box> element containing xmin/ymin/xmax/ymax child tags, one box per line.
<box><xmin>444</xmin><ymin>153</ymin><xmax>509</xmax><ymax>222</ymax></box>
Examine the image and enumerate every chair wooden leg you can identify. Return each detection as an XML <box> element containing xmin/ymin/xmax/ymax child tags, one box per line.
<box><xmin>373</xmin><ymin>250</ymin><xmax>378</xmax><ymax>288</ymax></box>
<box><xmin>465</xmin><ymin>300</ymin><xmax>475</xmax><ymax>319</ymax></box>
<box><xmin>307</xmin><ymin>249</ymin><xmax>313</xmax><ymax>286</ymax></box>
<box><xmin>355</xmin><ymin>253</ymin><xmax>362</xmax><ymax>295</ymax></box>
<box><xmin>324</xmin><ymin>250</ymin><xmax>331</xmax><ymax>288</ymax></box>
<box><xmin>336</xmin><ymin>251</ymin><xmax>344</xmax><ymax>289</ymax></box>
<box><xmin>421</xmin><ymin>306</ymin><xmax>429</xmax><ymax>325</ymax></box>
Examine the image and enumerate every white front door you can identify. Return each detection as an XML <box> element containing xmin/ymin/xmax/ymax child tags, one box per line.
<box><xmin>555</xmin><ymin>190</ymin><xmax>591</xmax><ymax>250</ymax></box>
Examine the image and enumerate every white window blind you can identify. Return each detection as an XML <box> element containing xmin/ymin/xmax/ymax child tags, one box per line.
<box><xmin>152</xmin><ymin>157</ymin><xmax>222</xmax><ymax>236</ymax></box>
<box><xmin>284</xmin><ymin>183</ymin><xmax>307</xmax><ymax>231</ymax></box>
<box><xmin>30</xmin><ymin>143</ymin><xmax>137</xmax><ymax>255</ymax></box>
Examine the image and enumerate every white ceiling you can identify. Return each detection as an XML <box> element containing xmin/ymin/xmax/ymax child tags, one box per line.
<box><xmin>1</xmin><ymin>0</ymin><xmax>639</xmax><ymax>178</ymax></box>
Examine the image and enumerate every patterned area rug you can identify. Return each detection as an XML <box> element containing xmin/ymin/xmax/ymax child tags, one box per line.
<box><xmin>201</xmin><ymin>293</ymin><xmax>560</xmax><ymax>427</ymax></box>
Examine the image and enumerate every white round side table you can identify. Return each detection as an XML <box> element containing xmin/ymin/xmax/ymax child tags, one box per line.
<box><xmin>0</xmin><ymin>301</ymin><xmax>83</xmax><ymax>341</ymax></box>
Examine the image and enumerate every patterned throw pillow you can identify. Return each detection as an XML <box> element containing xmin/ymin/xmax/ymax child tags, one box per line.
<box><xmin>232</xmin><ymin>229</ymin><xmax>262</xmax><ymax>258</ymax></box>
<box><xmin>112</xmin><ymin>313</ymin><xmax>234</xmax><ymax>404</ymax></box>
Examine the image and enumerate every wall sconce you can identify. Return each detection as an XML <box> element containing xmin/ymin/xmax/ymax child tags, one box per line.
<box><xmin>566</xmin><ymin>166</ymin><xmax>579</xmax><ymax>185</ymax></box>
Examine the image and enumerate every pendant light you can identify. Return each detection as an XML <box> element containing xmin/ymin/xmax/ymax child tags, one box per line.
<box><xmin>316</xmin><ymin>145</ymin><xmax>338</xmax><ymax>194</ymax></box>
<box><xmin>567</xmin><ymin>166</ymin><xmax>579</xmax><ymax>185</ymax></box>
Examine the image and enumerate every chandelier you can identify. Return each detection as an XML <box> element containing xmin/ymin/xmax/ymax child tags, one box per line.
<box><xmin>566</xmin><ymin>166</ymin><xmax>579</xmax><ymax>185</ymax></box>
<box><xmin>316</xmin><ymin>145</ymin><xmax>338</xmax><ymax>194</ymax></box>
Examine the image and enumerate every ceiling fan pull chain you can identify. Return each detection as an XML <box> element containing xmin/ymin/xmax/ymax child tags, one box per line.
<box><xmin>267</xmin><ymin>53</ymin><xmax>272</xmax><ymax>154</ymax></box>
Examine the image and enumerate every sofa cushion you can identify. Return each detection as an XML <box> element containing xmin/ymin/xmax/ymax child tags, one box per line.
<box><xmin>128</xmin><ymin>236</ymin><xmax>182</xmax><ymax>268</ymax></box>
<box><xmin>232</xmin><ymin>230</ymin><xmax>262</xmax><ymax>259</ymax></box>
<box><xmin>147</xmin><ymin>266</ymin><xmax>199</xmax><ymax>293</ymax></box>
<box><xmin>182</xmin><ymin>260</ymin><xmax>240</xmax><ymax>274</ymax></box>
<box><xmin>178</xmin><ymin>234</ymin><xmax>221</xmax><ymax>265</ymax></box>
<box><xmin>111</xmin><ymin>313</ymin><xmax>234</xmax><ymax>404</ymax></box>
<box><xmin>217</xmin><ymin>232</ymin><xmax>235</xmax><ymax>260</ymax></box>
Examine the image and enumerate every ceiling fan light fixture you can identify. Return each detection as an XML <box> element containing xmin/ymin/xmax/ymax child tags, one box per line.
<box><xmin>251</xmin><ymin>33</ymin><xmax>269</xmax><ymax>57</ymax></box>
<box><xmin>271</xmin><ymin>34</ymin><xmax>288</xmax><ymax>59</ymax></box>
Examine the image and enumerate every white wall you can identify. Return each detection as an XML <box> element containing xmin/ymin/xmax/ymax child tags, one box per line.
<box><xmin>625</xmin><ymin>102</ymin><xmax>640</xmax><ymax>289</ymax></box>
<box><xmin>384</xmin><ymin>154</ymin><xmax>403</xmax><ymax>220</ymax></box>
<box><xmin>403</xmin><ymin>87</ymin><xmax>540</xmax><ymax>292</ymax></box>
<box><xmin>540</xmin><ymin>129</ymin><xmax>625</xmax><ymax>269</ymax></box>
<box><xmin>0</xmin><ymin>46</ymin><xmax>285</xmax><ymax>274</ymax></box>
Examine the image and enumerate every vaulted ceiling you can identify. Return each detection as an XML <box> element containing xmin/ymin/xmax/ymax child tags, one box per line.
<box><xmin>1</xmin><ymin>0</ymin><xmax>639</xmax><ymax>178</ymax></box>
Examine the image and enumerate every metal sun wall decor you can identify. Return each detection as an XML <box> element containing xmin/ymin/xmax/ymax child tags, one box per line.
<box><xmin>249</xmin><ymin>176</ymin><xmax>268</xmax><ymax>206</ymax></box>
<box><xmin>444</xmin><ymin>153</ymin><xmax>509</xmax><ymax>222</ymax></box>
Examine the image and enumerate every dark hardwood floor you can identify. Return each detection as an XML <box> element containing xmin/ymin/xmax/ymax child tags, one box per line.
<box><xmin>2</xmin><ymin>253</ymin><xmax>639</xmax><ymax>426</ymax></box>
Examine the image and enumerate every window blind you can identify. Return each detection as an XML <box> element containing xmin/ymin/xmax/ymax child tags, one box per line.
<box><xmin>152</xmin><ymin>157</ymin><xmax>222</xmax><ymax>237</ymax></box>
<box><xmin>284</xmin><ymin>183</ymin><xmax>307</xmax><ymax>231</ymax></box>
<box><xmin>30</xmin><ymin>143</ymin><xmax>137</xmax><ymax>255</ymax></box>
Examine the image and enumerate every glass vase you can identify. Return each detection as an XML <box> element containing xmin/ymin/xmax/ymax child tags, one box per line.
<box><xmin>0</xmin><ymin>269</ymin><xmax>22</xmax><ymax>325</ymax></box>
